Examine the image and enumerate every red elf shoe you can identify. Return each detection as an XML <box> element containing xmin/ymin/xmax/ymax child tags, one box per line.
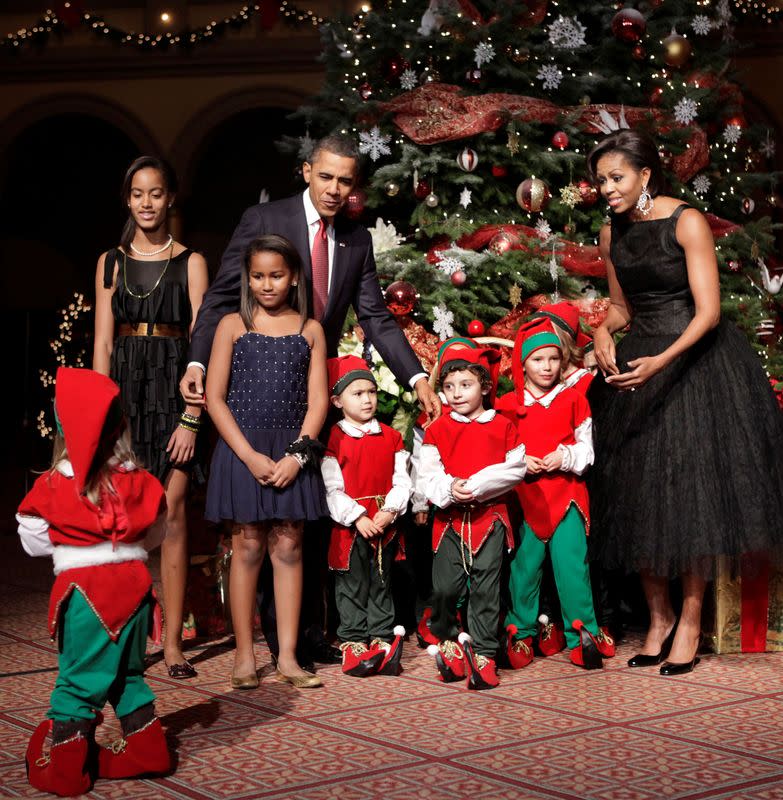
<box><xmin>596</xmin><ymin>626</ymin><xmax>616</xmax><ymax>658</ymax></box>
<box><xmin>416</xmin><ymin>607</ymin><xmax>439</xmax><ymax>649</ymax></box>
<box><xmin>371</xmin><ymin>625</ymin><xmax>406</xmax><ymax>676</ymax></box>
<box><xmin>537</xmin><ymin>614</ymin><xmax>566</xmax><ymax>657</ymax></box>
<box><xmin>459</xmin><ymin>633</ymin><xmax>499</xmax><ymax>690</ymax></box>
<box><xmin>569</xmin><ymin>620</ymin><xmax>604</xmax><ymax>670</ymax></box>
<box><xmin>26</xmin><ymin>719</ymin><xmax>93</xmax><ymax>797</ymax></box>
<box><xmin>98</xmin><ymin>717</ymin><xmax>170</xmax><ymax>779</ymax></box>
<box><xmin>426</xmin><ymin>639</ymin><xmax>467</xmax><ymax>682</ymax></box>
<box><xmin>339</xmin><ymin>641</ymin><xmax>385</xmax><ymax>677</ymax></box>
<box><xmin>505</xmin><ymin>625</ymin><xmax>534</xmax><ymax>670</ymax></box>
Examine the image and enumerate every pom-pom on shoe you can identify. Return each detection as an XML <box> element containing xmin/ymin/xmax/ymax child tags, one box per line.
<box><xmin>537</xmin><ymin>614</ymin><xmax>566</xmax><ymax>656</ymax></box>
<box><xmin>416</xmin><ymin>607</ymin><xmax>439</xmax><ymax>649</ymax></box>
<box><xmin>596</xmin><ymin>626</ymin><xmax>616</xmax><ymax>658</ymax></box>
<box><xmin>569</xmin><ymin>620</ymin><xmax>603</xmax><ymax>670</ymax></box>
<box><xmin>426</xmin><ymin>639</ymin><xmax>467</xmax><ymax>682</ymax></box>
<box><xmin>26</xmin><ymin>719</ymin><xmax>95</xmax><ymax>797</ymax></box>
<box><xmin>98</xmin><ymin>717</ymin><xmax>170</xmax><ymax>780</ymax></box>
<box><xmin>372</xmin><ymin>626</ymin><xmax>406</xmax><ymax>676</ymax></box>
<box><xmin>459</xmin><ymin>633</ymin><xmax>499</xmax><ymax>690</ymax></box>
<box><xmin>505</xmin><ymin>625</ymin><xmax>534</xmax><ymax>670</ymax></box>
<box><xmin>339</xmin><ymin>641</ymin><xmax>385</xmax><ymax>677</ymax></box>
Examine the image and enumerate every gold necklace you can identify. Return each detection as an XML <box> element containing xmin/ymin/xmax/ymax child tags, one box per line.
<box><xmin>122</xmin><ymin>244</ymin><xmax>173</xmax><ymax>300</ymax></box>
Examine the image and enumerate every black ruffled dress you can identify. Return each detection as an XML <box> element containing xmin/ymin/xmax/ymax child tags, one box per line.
<box><xmin>588</xmin><ymin>205</ymin><xmax>783</xmax><ymax>578</ymax></box>
<box><xmin>105</xmin><ymin>247</ymin><xmax>201</xmax><ymax>483</ymax></box>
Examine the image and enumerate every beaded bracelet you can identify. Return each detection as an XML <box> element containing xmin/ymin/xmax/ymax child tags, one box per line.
<box><xmin>178</xmin><ymin>421</ymin><xmax>200</xmax><ymax>434</ymax></box>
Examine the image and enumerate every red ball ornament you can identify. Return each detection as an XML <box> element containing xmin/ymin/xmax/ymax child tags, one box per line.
<box><xmin>465</xmin><ymin>68</ymin><xmax>482</xmax><ymax>84</ymax></box>
<box><xmin>450</xmin><ymin>270</ymin><xmax>467</xmax><ymax>287</ymax></box>
<box><xmin>611</xmin><ymin>9</ymin><xmax>646</xmax><ymax>43</ymax></box>
<box><xmin>384</xmin><ymin>54</ymin><xmax>408</xmax><ymax>81</ymax></box>
<box><xmin>488</xmin><ymin>231</ymin><xmax>519</xmax><ymax>255</ymax></box>
<box><xmin>384</xmin><ymin>281</ymin><xmax>417</xmax><ymax>316</ymax></box>
<box><xmin>552</xmin><ymin>131</ymin><xmax>569</xmax><ymax>150</ymax></box>
<box><xmin>724</xmin><ymin>114</ymin><xmax>747</xmax><ymax>129</ymax></box>
<box><xmin>515</xmin><ymin>178</ymin><xmax>551</xmax><ymax>213</ymax></box>
<box><xmin>649</xmin><ymin>86</ymin><xmax>664</xmax><ymax>107</ymax></box>
<box><xmin>577</xmin><ymin>179</ymin><xmax>599</xmax><ymax>207</ymax></box>
<box><xmin>467</xmin><ymin>319</ymin><xmax>485</xmax><ymax>336</ymax></box>
<box><xmin>414</xmin><ymin>179</ymin><xmax>431</xmax><ymax>200</ymax></box>
<box><xmin>631</xmin><ymin>44</ymin><xmax>646</xmax><ymax>60</ymax></box>
<box><xmin>492</xmin><ymin>165</ymin><xmax>508</xmax><ymax>178</ymax></box>
<box><xmin>728</xmin><ymin>260</ymin><xmax>741</xmax><ymax>273</ymax></box>
<box><xmin>563</xmin><ymin>222</ymin><xmax>576</xmax><ymax>236</ymax></box>
<box><xmin>345</xmin><ymin>189</ymin><xmax>366</xmax><ymax>219</ymax></box>
<box><xmin>358</xmin><ymin>82</ymin><xmax>373</xmax><ymax>101</ymax></box>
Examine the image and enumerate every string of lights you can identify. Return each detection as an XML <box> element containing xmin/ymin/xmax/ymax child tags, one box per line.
<box><xmin>2</xmin><ymin>0</ymin><xmax>328</xmax><ymax>53</ymax></box>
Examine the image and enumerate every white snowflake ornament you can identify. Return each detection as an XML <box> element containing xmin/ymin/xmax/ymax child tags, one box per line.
<box><xmin>692</xmin><ymin>175</ymin><xmax>711</xmax><ymax>196</ymax></box>
<box><xmin>436</xmin><ymin>255</ymin><xmax>464</xmax><ymax>276</ymax></box>
<box><xmin>459</xmin><ymin>187</ymin><xmax>472</xmax><ymax>209</ymax></box>
<box><xmin>369</xmin><ymin>218</ymin><xmax>404</xmax><ymax>255</ymax></box>
<box><xmin>433</xmin><ymin>304</ymin><xmax>455</xmax><ymax>341</ymax></box>
<box><xmin>358</xmin><ymin>127</ymin><xmax>392</xmax><ymax>161</ymax></box>
<box><xmin>535</xmin><ymin>217</ymin><xmax>552</xmax><ymax>241</ymax></box>
<box><xmin>723</xmin><ymin>124</ymin><xmax>742</xmax><ymax>144</ymax></box>
<box><xmin>297</xmin><ymin>130</ymin><xmax>315</xmax><ymax>161</ymax></box>
<box><xmin>673</xmin><ymin>97</ymin><xmax>699</xmax><ymax>126</ymax></box>
<box><xmin>760</xmin><ymin>130</ymin><xmax>776</xmax><ymax>159</ymax></box>
<box><xmin>474</xmin><ymin>41</ymin><xmax>495</xmax><ymax>68</ymax></box>
<box><xmin>400</xmin><ymin>69</ymin><xmax>418</xmax><ymax>91</ymax></box>
<box><xmin>691</xmin><ymin>15</ymin><xmax>712</xmax><ymax>36</ymax></box>
<box><xmin>547</xmin><ymin>15</ymin><xmax>586</xmax><ymax>50</ymax></box>
<box><xmin>537</xmin><ymin>64</ymin><xmax>563</xmax><ymax>92</ymax></box>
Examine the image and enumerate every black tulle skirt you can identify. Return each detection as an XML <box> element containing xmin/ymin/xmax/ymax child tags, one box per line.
<box><xmin>588</xmin><ymin>320</ymin><xmax>783</xmax><ymax>578</ymax></box>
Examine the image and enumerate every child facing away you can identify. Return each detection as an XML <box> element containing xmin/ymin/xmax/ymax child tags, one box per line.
<box><xmin>321</xmin><ymin>355</ymin><xmax>412</xmax><ymax>677</ymax></box>
<box><xmin>204</xmin><ymin>235</ymin><xmax>328</xmax><ymax>691</ymax></box>
<box><xmin>417</xmin><ymin>341</ymin><xmax>526</xmax><ymax>690</ymax></box>
<box><xmin>499</xmin><ymin>319</ymin><xmax>614</xmax><ymax>670</ymax></box>
<box><xmin>17</xmin><ymin>367</ymin><xmax>170</xmax><ymax>797</ymax></box>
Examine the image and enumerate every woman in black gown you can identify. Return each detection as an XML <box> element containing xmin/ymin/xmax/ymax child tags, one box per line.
<box><xmin>587</xmin><ymin>130</ymin><xmax>783</xmax><ymax>675</ymax></box>
<box><xmin>93</xmin><ymin>157</ymin><xmax>208</xmax><ymax>677</ymax></box>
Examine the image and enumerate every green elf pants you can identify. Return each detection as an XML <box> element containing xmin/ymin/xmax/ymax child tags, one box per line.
<box><xmin>430</xmin><ymin>522</ymin><xmax>504</xmax><ymax>657</ymax></box>
<box><xmin>48</xmin><ymin>589</ymin><xmax>156</xmax><ymax>722</ymax></box>
<box><xmin>505</xmin><ymin>505</ymin><xmax>598</xmax><ymax>650</ymax></box>
<box><xmin>335</xmin><ymin>535</ymin><xmax>395</xmax><ymax>643</ymax></box>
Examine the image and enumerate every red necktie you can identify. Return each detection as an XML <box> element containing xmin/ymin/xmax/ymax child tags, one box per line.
<box><xmin>311</xmin><ymin>218</ymin><xmax>329</xmax><ymax>321</ymax></box>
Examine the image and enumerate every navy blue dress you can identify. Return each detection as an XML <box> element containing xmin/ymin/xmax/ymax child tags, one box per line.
<box><xmin>205</xmin><ymin>332</ymin><xmax>327</xmax><ymax>524</ymax></box>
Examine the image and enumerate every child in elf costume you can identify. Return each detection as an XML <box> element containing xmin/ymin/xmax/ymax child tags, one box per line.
<box><xmin>417</xmin><ymin>342</ymin><xmax>526</xmax><ymax>689</ymax></box>
<box><xmin>17</xmin><ymin>368</ymin><xmax>170</xmax><ymax>796</ymax></box>
<box><xmin>499</xmin><ymin>319</ymin><xmax>613</xmax><ymax>670</ymax></box>
<box><xmin>321</xmin><ymin>355</ymin><xmax>412</xmax><ymax>677</ymax></box>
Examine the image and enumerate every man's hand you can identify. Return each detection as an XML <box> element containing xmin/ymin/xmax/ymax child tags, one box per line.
<box><xmin>355</xmin><ymin>514</ymin><xmax>382</xmax><ymax>539</ymax></box>
<box><xmin>414</xmin><ymin>377</ymin><xmax>441</xmax><ymax>428</ymax></box>
<box><xmin>180</xmin><ymin>364</ymin><xmax>206</xmax><ymax>406</ymax></box>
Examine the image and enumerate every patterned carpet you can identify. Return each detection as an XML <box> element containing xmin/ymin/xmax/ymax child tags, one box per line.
<box><xmin>2</xmin><ymin>544</ymin><xmax>783</xmax><ymax>800</ymax></box>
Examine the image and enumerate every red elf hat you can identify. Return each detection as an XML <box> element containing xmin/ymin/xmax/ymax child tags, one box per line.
<box><xmin>327</xmin><ymin>355</ymin><xmax>376</xmax><ymax>396</ymax></box>
<box><xmin>531</xmin><ymin>300</ymin><xmax>593</xmax><ymax>351</ymax></box>
<box><xmin>54</xmin><ymin>367</ymin><xmax>123</xmax><ymax>493</ymax></box>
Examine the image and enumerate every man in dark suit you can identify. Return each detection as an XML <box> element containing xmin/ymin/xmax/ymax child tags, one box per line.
<box><xmin>180</xmin><ymin>134</ymin><xmax>439</xmax><ymax>417</ymax></box>
<box><xmin>180</xmin><ymin>135</ymin><xmax>440</xmax><ymax>666</ymax></box>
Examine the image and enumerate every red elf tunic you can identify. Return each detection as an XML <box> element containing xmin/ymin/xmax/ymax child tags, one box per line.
<box><xmin>323</xmin><ymin>420</ymin><xmax>410</xmax><ymax>571</ymax></box>
<box><xmin>500</xmin><ymin>383</ymin><xmax>593</xmax><ymax>542</ymax></box>
<box><xmin>421</xmin><ymin>411</ymin><xmax>523</xmax><ymax>554</ymax></box>
<box><xmin>17</xmin><ymin>462</ymin><xmax>165</xmax><ymax>641</ymax></box>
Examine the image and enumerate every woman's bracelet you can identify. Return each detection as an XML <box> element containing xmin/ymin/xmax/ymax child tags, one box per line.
<box><xmin>178</xmin><ymin>421</ymin><xmax>200</xmax><ymax>434</ymax></box>
<box><xmin>284</xmin><ymin>435</ymin><xmax>325</xmax><ymax>467</ymax></box>
<box><xmin>179</xmin><ymin>412</ymin><xmax>201</xmax><ymax>434</ymax></box>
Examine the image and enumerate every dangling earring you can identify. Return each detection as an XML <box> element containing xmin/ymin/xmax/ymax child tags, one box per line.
<box><xmin>292</xmin><ymin>282</ymin><xmax>298</xmax><ymax>287</ymax></box>
<box><xmin>636</xmin><ymin>184</ymin><xmax>654</xmax><ymax>216</ymax></box>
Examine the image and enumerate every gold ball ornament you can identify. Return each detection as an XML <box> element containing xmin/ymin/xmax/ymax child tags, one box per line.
<box><xmin>385</xmin><ymin>181</ymin><xmax>400</xmax><ymax>197</ymax></box>
<box><xmin>425</xmin><ymin>192</ymin><xmax>440</xmax><ymax>208</ymax></box>
<box><xmin>662</xmin><ymin>32</ymin><xmax>692</xmax><ymax>68</ymax></box>
<box><xmin>516</xmin><ymin>178</ymin><xmax>551</xmax><ymax>213</ymax></box>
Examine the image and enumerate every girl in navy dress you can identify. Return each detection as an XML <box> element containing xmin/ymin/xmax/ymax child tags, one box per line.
<box><xmin>205</xmin><ymin>235</ymin><xmax>328</xmax><ymax>689</ymax></box>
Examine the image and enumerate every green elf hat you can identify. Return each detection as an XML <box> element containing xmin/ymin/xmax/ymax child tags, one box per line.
<box><xmin>520</xmin><ymin>318</ymin><xmax>562</xmax><ymax>364</ymax></box>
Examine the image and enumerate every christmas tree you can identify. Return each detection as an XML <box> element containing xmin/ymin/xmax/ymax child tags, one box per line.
<box><xmin>283</xmin><ymin>0</ymin><xmax>782</xmax><ymax>406</ymax></box>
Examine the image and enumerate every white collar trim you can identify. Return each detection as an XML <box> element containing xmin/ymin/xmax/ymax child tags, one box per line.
<box><xmin>524</xmin><ymin>382</ymin><xmax>566</xmax><ymax>408</ymax></box>
<box><xmin>563</xmin><ymin>367</ymin><xmax>589</xmax><ymax>389</ymax></box>
<box><xmin>337</xmin><ymin>418</ymin><xmax>381</xmax><ymax>438</ymax></box>
<box><xmin>449</xmin><ymin>409</ymin><xmax>496</xmax><ymax>424</ymax></box>
<box><xmin>54</xmin><ymin>458</ymin><xmax>137</xmax><ymax>478</ymax></box>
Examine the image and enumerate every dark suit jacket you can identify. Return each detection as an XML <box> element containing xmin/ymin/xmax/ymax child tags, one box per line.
<box><xmin>189</xmin><ymin>194</ymin><xmax>423</xmax><ymax>385</ymax></box>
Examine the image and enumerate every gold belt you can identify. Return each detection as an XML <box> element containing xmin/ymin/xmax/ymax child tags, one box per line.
<box><xmin>117</xmin><ymin>323</ymin><xmax>187</xmax><ymax>338</ymax></box>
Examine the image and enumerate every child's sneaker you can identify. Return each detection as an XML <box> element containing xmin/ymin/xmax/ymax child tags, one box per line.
<box><xmin>505</xmin><ymin>625</ymin><xmax>534</xmax><ymax>670</ymax></box>
<box><xmin>416</xmin><ymin>607</ymin><xmax>439</xmax><ymax>648</ymax></box>
<box><xmin>459</xmin><ymin>633</ymin><xmax>499</xmax><ymax>690</ymax></box>
<box><xmin>339</xmin><ymin>641</ymin><xmax>385</xmax><ymax>677</ymax></box>
<box><xmin>427</xmin><ymin>639</ymin><xmax>467</xmax><ymax>682</ymax></box>
<box><xmin>596</xmin><ymin>626</ymin><xmax>616</xmax><ymax>658</ymax></box>
<box><xmin>370</xmin><ymin>626</ymin><xmax>406</xmax><ymax>676</ymax></box>
<box><xmin>537</xmin><ymin>613</ymin><xmax>566</xmax><ymax>656</ymax></box>
<box><xmin>568</xmin><ymin>620</ymin><xmax>604</xmax><ymax>670</ymax></box>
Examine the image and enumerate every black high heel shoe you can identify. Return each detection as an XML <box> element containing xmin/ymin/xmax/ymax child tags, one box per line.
<box><xmin>627</xmin><ymin>622</ymin><xmax>677</xmax><ymax>668</ymax></box>
<box><xmin>659</xmin><ymin>657</ymin><xmax>700</xmax><ymax>676</ymax></box>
